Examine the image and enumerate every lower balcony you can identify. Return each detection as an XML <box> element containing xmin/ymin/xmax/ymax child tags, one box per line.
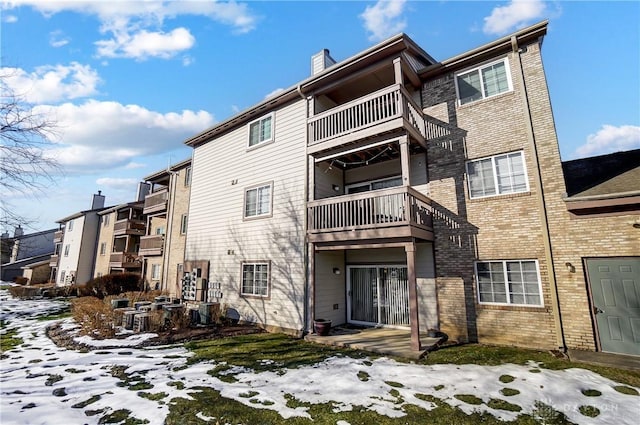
<box><xmin>307</xmin><ymin>186</ymin><xmax>434</xmax><ymax>245</ymax></box>
<box><xmin>53</xmin><ymin>230</ymin><xmax>63</xmax><ymax>243</ymax></box>
<box><xmin>109</xmin><ymin>252</ymin><xmax>142</xmax><ymax>269</ymax></box>
<box><xmin>139</xmin><ymin>235</ymin><xmax>164</xmax><ymax>256</ymax></box>
<box><xmin>113</xmin><ymin>219</ymin><xmax>146</xmax><ymax>236</ymax></box>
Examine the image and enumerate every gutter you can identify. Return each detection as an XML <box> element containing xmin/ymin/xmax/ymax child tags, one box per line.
<box><xmin>511</xmin><ymin>35</ymin><xmax>567</xmax><ymax>352</ymax></box>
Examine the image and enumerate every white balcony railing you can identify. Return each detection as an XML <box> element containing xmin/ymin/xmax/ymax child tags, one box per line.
<box><xmin>308</xmin><ymin>84</ymin><xmax>428</xmax><ymax>146</ymax></box>
<box><xmin>308</xmin><ymin>186</ymin><xmax>432</xmax><ymax>234</ymax></box>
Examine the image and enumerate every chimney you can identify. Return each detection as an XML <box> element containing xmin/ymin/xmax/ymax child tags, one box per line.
<box><xmin>311</xmin><ymin>49</ymin><xmax>336</xmax><ymax>76</ymax></box>
<box><xmin>13</xmin><ymin>225</ymin><xmax>24</xmax><ymax>238</ymax></box>
<box><xmin>92</xmin><ymin>190</ymin><xmax>105</xmax><ymax>209</ymax></box>
<box><xmin>136</xmin><ymin>182</ymin><xmax>151</xmax><ymax>202</ymax></box>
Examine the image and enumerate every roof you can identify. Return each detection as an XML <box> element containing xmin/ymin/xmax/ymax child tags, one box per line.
<box><xmin>97</xmin><ymin>201</ymin><xmax>144</xmax><ymax>215</ymax></box>
<box><xmin>183</xmin><ymin>33</ymin><xmax>436</xmax><ymax>148</ymax></box>
<box><xmin>143</xmin><ymin>157</ymin><xmax>191</xmax><ymax>182</ymax></box>
<box><xmin>4</xmin><ymin>228</ymin><xmax>57</xmax><ymax>241</ymax></box>
<box><xmin>56</xmin><ymin>207</ymin><xmax>109</xmax><ymax>224</ymax></box>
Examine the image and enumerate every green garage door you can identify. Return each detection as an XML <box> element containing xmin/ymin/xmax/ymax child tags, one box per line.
<box><xmin>587</xmin><ymin>258</ymin><xmax>640</xmax><ymax>356</ymax></box>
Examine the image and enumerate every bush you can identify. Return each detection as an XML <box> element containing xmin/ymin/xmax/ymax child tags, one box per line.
<box><xmin>13</xmin><ymin>276</ymin><xmax>28</xmax><ymax>285</ymax></box>
<box><xmin>77</xmin><ymin>273</ymin><xmax>142</xmax><ymax>299</ymax></box>
<box><xmin>71</xmin><ymin>297</ymin><xmax>117</xmax><ymax>338</ymax></box>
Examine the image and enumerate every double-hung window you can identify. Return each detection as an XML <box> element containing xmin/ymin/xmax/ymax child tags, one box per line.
<box><xmin>180</xmin><ymin>214</ymin><xmax>188</xmax><ymax>234</ymax></box>
<box><xmin>63</xmin><ymin>244</ymin><xmax>70</xmax><ymax>257</ymax></box>
<box><xmin>456</xmin><ymin>58</ymin><xmax>512</xmax><ymax>105</ymax></box>
<box><xmin>100</xmin><ymin>242</ymin><xmax>106</xmax><ymax>256</ymax></box>
<box><xmin>244</xmin><ymin>183</ymin><xmax>272</xmax><ymax>218</ymax></box>
<box><xmin>151</xmin><ymin>264</ymin><xmax>160</xmax><ymax>280</ymax></box>
<box><xmin>475</xmin><ymin>260</ymin><xmax>542</xmax><ymax>306</ymax></box>
<box><xmin>467</xmin><ymin>151</ymin><xmax>528</xmax><ymax>199</ymax></box>
<box><xmin>248</xmin><ymin>114</ymin><xmax>273</xmax><ymax>148</ymax></box>
<box><xmin>241</xmin><ymin>262</ymin><xmax>270</xmax><ymax>297</ymax></box>
<box><xmin>184</xmin><ymin>167</ymin><xmax>192</xmax><ymax>187</ymax></box>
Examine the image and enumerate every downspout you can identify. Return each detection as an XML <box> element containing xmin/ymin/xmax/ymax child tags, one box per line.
<box><xmin>162</xmin><ymin>171</ymin><xmax>178</xmax><ymax>295</ymax></box>
<box><xmin>511</xmin><ymin>36</ymin><xmax>567</xmax><ymax>352</ymax></box>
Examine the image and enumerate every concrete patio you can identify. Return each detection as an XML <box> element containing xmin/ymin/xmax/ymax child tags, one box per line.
<box><xmin>304</xmin><ymin>326</ymin><xmax>443</xmax><ymax>360</ymax></box>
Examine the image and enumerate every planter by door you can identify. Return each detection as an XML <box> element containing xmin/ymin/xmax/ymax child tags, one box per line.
<box><xmin>313</xmin><ymin>319</ymin><xmax>332</xmax><ymax>336</ymax></box>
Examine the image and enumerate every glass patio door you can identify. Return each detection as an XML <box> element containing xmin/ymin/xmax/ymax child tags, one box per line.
<box><xmin>348</xmin><ymin>266</ymin><xmax>409</xmax><ymax>327</ymax></box>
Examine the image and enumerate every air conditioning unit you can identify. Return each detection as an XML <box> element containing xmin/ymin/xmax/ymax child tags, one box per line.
<box><xmin>199</xmin><ymin>302</ymin><xmax>220</xmax><ymax>325</ymax></box>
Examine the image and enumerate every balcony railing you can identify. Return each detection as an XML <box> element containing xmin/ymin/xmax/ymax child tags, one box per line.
<box><xmin>53</xmin><ymin>230</ymin><xmax>63</xmax><ymax>243</ymax></box>
<box><xmin>109</xmin><ymin>252</ymin><xmax>142</xmax><ymax>269</ymax></box>
<box><xmin>308</xmin><ymin>186</ymin><xmax>433</xmax><ymax>235</ymax></box>
<box><xmin>113</xmin><ymin>219</ymin><xmax>146</xmax><ymax>236</ymax></box>
<box><xmin>139</xmin><ymin>235</ymin><xmax>164</xmax><ymax>256</ymax></box>
<box><xmin>308</xmin><ymin>84</ymin><xmax>428</xmax><ymax>146</ymax></box>
<box><xmin>49</xmin><ymin>254</ymin><xmax>59</xmax><ymax>267</ymax></box>
<box><xmin>143</xmin><ymin>188</ymin><xmax>168</xmax><ymax>214</ymax></box>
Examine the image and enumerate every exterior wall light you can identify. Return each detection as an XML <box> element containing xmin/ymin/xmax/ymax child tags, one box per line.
<box><xmin>333</xmin><ymin>267</ymin><xmax>341</xmax><ymax>275</ymax></box>
<box><xmin>565</xmin><ymin>262</ymin><xmax>575</xmax><ymax>273</ymax></box>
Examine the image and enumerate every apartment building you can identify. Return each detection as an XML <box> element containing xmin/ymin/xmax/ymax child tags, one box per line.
<box><xmin>1</xmin><ymin>226</ymin><xmax>56</xmax><ymax>282</ymax></box>
<box><xmin>182</xmin><ymin>21</ymin><xmax>638</xmax><ymax>357</ymax></box>
<box><xmin>52</xmin><ymin>192</ymin><xmax>106</xmax><ymax>286</ymax></box>
<box><xmin>140</xmin><ymin>159</ymin><xmax>191</xmax><ymax>296</ymax></box>
<box><xmin>93</xmin><ymin>202</ymin><xmax>145</xmax><ymax>278</ymax></box>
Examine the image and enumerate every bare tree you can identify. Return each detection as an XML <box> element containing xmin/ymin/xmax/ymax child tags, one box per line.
<box><xmin>1</xmin><ymin>71</ymin><xmax>62</xmax><ymax>229</ymax></box>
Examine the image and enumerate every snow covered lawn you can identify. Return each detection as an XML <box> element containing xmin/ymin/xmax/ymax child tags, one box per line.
<box><xmin>1</xmin><ymin>289</ymin><xmax>638</xmax><ymax>425</ymax></box>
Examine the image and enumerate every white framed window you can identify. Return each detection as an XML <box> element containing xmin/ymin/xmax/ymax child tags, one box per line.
<box><xmin>184</xmin><ymin>167</ymin><xmax>192</xmax><ymax>187</ymax></box>
<box><xmin>63</xmin><ymin>244</ymin><xmax>70</xmax><ymax>257</ymax></box>
<box><xmin>103</xmin><ymin>214</ymin><xmax>110</xmax><ymax>227</ymax></box>
<box><xmin>68</xmin><ymin>220</ymin><xmax>74</xmax><ymax>231</ymax></box>
<box><xmin>346</xmin><ymin>175</ymin><xmax>403</xmax><ymax>194</ymax></box>
<box><xmin>466</xmin><ymin>151</ymin><xmax>528</xmax><ymax>199</ymax></box>
<box><xmin>59</xmin><ymin>270</ymin><xmax>65</xmax><ymax>283</ymax></box>
<box><xmin>151</xmin><ymin>264</ymin><xmax>160</xmax><ymax>280</ymax></box>
<box><xmin>155</xmin><ymin>226</ymin><xmax>165</xmax><ymax>235</ymax></box>
<box><xmin>241</xmin><ymin>262</ymin><xmax>270</xmax><ymax>297</ymax></box>
<box><xmin>180</xmin><ymin>214</ymin><xmax>188</xmax><ymax>234</ymax></box>
<box><xmin>475</xmin><ymin>260</ymin><xmax>543</xmax><ymax>306</ymax></box>
<box><xmin>247</xmin><ymin>113</ymin><xmax>274</xmax><ymax>148</ymax></box>
<box><xmin>100</xmin><ymin>242</ymin><xmax>107</xmax><ymax>256</ymax></box>
<box><xmin>244</xmin><ymin>183</ymin><xmax>272</xmax><ymax>219</ymax></box>
<box><xmin>456</xmin><ymin>58</ymin><xmax>512</xmax><ymax>105</ymax></box>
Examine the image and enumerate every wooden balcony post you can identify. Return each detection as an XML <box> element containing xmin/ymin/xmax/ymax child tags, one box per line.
<box><xmin>405</xmin><ymin>241</ymin><xmax>421</xmax><ymax>351</ymax></box>
<box><xmin>393</xmin><ymin>57</ymin><xmax>403</xmax><ymax>85</ymax></box>
<box><xmin>399</xmin><ymin>135</ymin><xmax>411</xmax><ymax>186</ymax></box>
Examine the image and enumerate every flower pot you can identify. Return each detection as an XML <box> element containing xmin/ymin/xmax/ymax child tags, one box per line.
<box><xmin>313</xmin><ymin>319</ymin><xmax>332</xmax><ymax>336</ymax></box>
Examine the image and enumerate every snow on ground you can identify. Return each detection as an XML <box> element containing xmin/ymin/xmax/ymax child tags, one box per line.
<box><xmin>1</xmin><ymin>288</ymin><xmax>639</xmax><ymax>424</ymax></box>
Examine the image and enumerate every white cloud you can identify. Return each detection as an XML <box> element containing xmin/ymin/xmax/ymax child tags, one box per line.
<box><xmin>574</xmin><ymin>124</ymin><xmax>640</xmax><ymax>158</ymax></box>
<box><xmin>2</xmin><ymin>63</ymin><xmax>101</xmax><ymax>103</ymax></box>
<box><xmin>483</xmin><ymin>0</ymin><xmax>546</xmax><ymax>35</ymax></box>
<box><xmin>264</xmin><ymin>87</ymin><xmax>284</xmax><ymax>99</ymax></box>
<box><xmin>33</xmin><ymin>100</ymin><xmax>215</xmax><ymax>172</ymax></box>
<box><xmin>95</xmin><ymin>27</ymin><xmax>195</xmax><ymax>60</ymax></box>
<box><xmin>360</xmin><ymin>0</ymin><xmax>407</xmax><ymax>42</ymax></box>
<box><xmin>5</xmin><ymin>1</ymin><xmax>258</xmax><ymax>60</ymax></box>
<box><xmin>3</xmin><ymin>14</ymin><xmax>17</xmax><ymax>23</ymax></box>
<box><xmin>49</xmin><ymin>30</ymin><xmax>70</xmax><ymax>48</ymax></box>
<box><xmin>96</xmin><ymin>177</ymin><xmax>139</xmax><ymax>190</ymax></box>
<box><xmin>124</xmin><ymin>162</ymin><xmax>146</xmax><ymax>169</ymax></box>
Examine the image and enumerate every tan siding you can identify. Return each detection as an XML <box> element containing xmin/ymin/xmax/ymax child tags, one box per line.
<box><xmin>187</xmin><ymin>99</ymin><xmax>308</xmax><ymax>332</ymax></box>
<box><xmin>94</xmin><ymin>213</ymin><xmax>114</xmax><ymax>277</ymax></box>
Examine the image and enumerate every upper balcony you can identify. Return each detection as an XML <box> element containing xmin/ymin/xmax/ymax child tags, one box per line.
<box><xmin>109</xmin><ymin>252</ymin><xmax>142</xmax><ymax>269</ymax></box>
<box><xmin>49</xmin><ymin>254</ymin><xmax>59</xmax><ymax>267</ymax></box>
<box><xmin>113</xmin><ymin>219</ymin><xmax>146</xmax><ymax>236</ymax></box>
<box><xmin>307</xmin><ymin>186</ymin><xmax>434</xmax><ymax>245</ymax></box>
<box><xmin>143</xmin><ymin>188</ymin><xmax>168</xmax><ymax>215</ymax></box>
<box><xmin>53</xmin><ymin>230</ymin><xmax>63</xmax><ymax>243</ymax></box>
<box><xmin>139</xmin><ymin>234</ymin><xmax>164</xmax><ymax>257</ymax></box>
<box><xmin>308</xmin><ymin>84</ymin><xmax>448</xmax><ymax>154</ymax></box>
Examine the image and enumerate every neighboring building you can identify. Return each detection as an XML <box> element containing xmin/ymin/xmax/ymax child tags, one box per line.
<box><xmin>21</xmin><ymin>258</ymin><xmax>52</xmax><ymax>285</ymax></box>
<box><xmin>139</xmin><ymin>159</ymin><xmax>191</xmax><ymax>296</ymax></box>
<box><xmin>94</xmin><ymin>202</ymin><xmax>145</xmax><ymax>278</ymax></box>
<box><xmin>52</xmin><ymin>192</ymin><xmax>106</xmax><ymax>286</ymax></box>
<box><xmin>1</xmin><ymin>227</ymin><xmax>56</xmax><ymax>282</ymax></box>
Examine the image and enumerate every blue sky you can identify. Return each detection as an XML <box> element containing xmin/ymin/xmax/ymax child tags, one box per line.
<box><xmin>1</xmin><ymin>0</ymin><xmax>639</xmax><ymax>232</ymax></box>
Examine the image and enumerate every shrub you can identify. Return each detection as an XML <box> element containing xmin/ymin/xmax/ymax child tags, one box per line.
<box><xmin>77</xmin><ymin>273</ymin><xmax>142</xmax><ymax>299</ymax></box>
<box><xmin>71</xmin><ymin>297</ymin><xmax>117</xmax><ymax>338</ymax></box>
<box><xmin>14</xmin><ymin>276</ymin><xmax>29</xmax><ymax>285</ymax></box>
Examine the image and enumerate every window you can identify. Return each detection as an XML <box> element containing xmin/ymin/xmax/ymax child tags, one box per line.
<box><xmin>248</xmin><ymin>114</ymin><xmax>273</xmax><ymax>148</ymax></box>
<box><xmin>68</xmin><ymin>220</ymin><xmax>74</xmax><ymax>231</ymax></box>
<box><xmin>184</xmin><ymin>167</ymin><xmax>192</xmax><ymax>186</ymax></box>
<box><xmin>241</xmin><ymin>262</ymin><xmax>270</xmax><ymax>297</ymax></box>
<box><xmin>244</xmin><ymin>183</ymin><xmax>272</xmax><ymax>218</ymax></box>
<box><xmin>59</xmin><ymin>270</ymin><xmax>65</xmax><ymax>283</ymax></box>
<box><xmin>103</xmin><ymin>214</ymin><xmax>110</xmax><ymax>227</ymax></box>
<box><xmin>456</xmin><ymin>58</ymin><xmax>512</xmax><ymax>105</ymax></box>
<box><xmin>151</xmin><ymin>264</ymin><xmax>160</xmax><ymax>280</ymax></box>
<box><xmin>155</xmin><ymin>226</ymin><xmax>165</xmax><ymax>235</ymax></box>
<box><xmin>100</xmin><ymin>242</ymin><xmax>106</xmax><ymax>256</ymax></box>
<box><xmin>63</xmin><ymin>244</ymin><xmax>70</xmax><ymax>257</ymax></box>
<box><xmin>180</xmin><ymin>214</ymin><xmax>188</xmax><ymax>234</ymax></box>
<box><xmin>467</xmin><ymin>151</ymin><xmax>528</xmax><ymax>199</ymax></box>
<box><xmin>475</xmin><ymin>260</ymin><xmax>542</xmax><ymax>306</ymax></box>
<box><xmin>97</xmin><ymin>272</ymin><xmax>103</xmax><ymax>278</ymax></box>
<box><xmin>346</xmin><ymin>176</ymin><xmax>402</xmax><ymax>194</ymax></box>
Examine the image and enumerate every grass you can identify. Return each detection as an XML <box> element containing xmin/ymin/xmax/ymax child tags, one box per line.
<box><xmin>0</xmin><ymin>327</ymin><xmax>23</xmax><ymax>352</ymax></box>
<box><xmin>36</xmin><ymin>309</ymin><xmax>72</xmax><ymax>321</ymax></box>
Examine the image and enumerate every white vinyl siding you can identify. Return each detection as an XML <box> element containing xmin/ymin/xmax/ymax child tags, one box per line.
<box><xmin>241</xmin><ymin>262</ymin><xmax>270</xmax><ymax>297</ymax></box>
<box><xmin>475</xmin><ymin>260</ymin><xmax>543</xmax><ymax>306</ymax></box>
<box><xmin>247</xmin><ymin>113</ymin><xmax>274</xmax><ymax>148</ymax></box>
<box><xmin>244</xmin><ymin>183</ymin><xmax>272</xmax><ymax>218</ymax></box>
<box><xmin>456</xmin><ymin>58</ymin><xmax>512</xmax><ymax>105</ymax></box>
<box><xmin>467</xmin><ymin>151</ymin><xmax>528</xmax><ymax>199</ymax></box>
<box><xmin>186</xmin><ymin>99</ymin><xmax>306</xmax><ymax>331</ymax></box>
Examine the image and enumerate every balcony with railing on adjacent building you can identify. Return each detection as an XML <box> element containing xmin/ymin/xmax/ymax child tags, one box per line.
<box><xmin>49</xmin><ymin>254</ymin><xmax>59</xmax><ymax>267</ymax></box>
<box><xmin>113</xmin><ymin>219</ymin><xmax>146</xmax><ymax>236</ymax></box>
<box><xmin>109</xmin><ymin>252</ymin><xmax>142</xmax><ymax>269</ymax></box>
<box><xmin>143</xmin><ymin>188</ymin><xmax>168</xmax><ymax>215</ymax></box>
<box><xmin>53</xmin><ymin>230</ymin><xmax>64</xmax><ymax>243</ymax></box>
<box><xmin>307</xmin><ymin>186</ymin><xmax>433</xmax><ymax>244</ymax></box>
<box><xmin>139</xmin><ymin>235</ymin><xmax>164</xmax><ymax>256</ymax></box>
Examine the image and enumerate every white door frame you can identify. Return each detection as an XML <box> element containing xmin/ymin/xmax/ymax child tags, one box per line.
<box><xmin>347</xmin><ymin>264</ymin><xmax>410</xmax><ymax>329</ymax></box>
